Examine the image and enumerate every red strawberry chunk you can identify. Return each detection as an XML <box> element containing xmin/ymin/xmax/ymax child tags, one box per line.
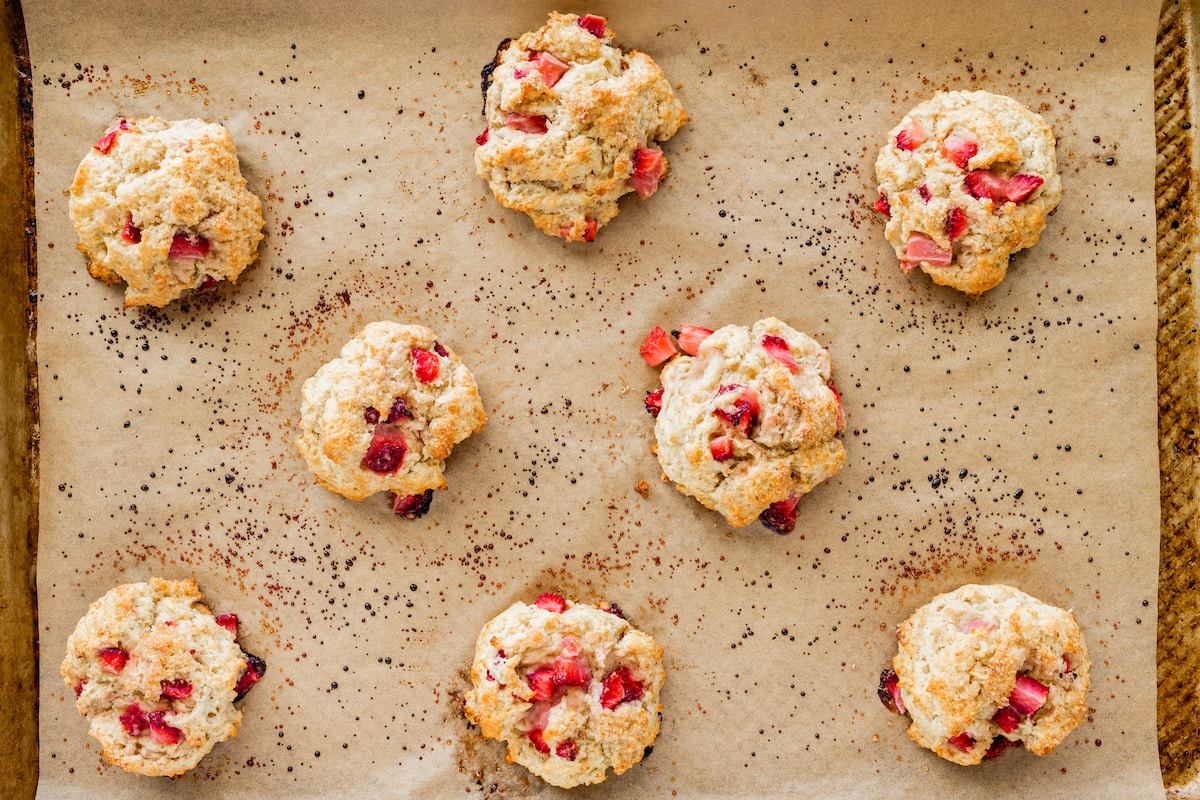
<box><xmin>555</xmin><ymin>739</ymin><xmax>579</xmax><ymax>760</ymax></box>
<box><xmin>600</xmin><ymin>667</ymin><xmax>644</xmax><ymax>710</ymax></box>
<box><xmin>675</xmin><ymin>325</ymin><xmax>713</xmax><ymax>356</ymax></box>
<box><xmin>1062</xmin><ymin>654</ymin><xmax>1074</xmax><ymax>674</ymax></box>
<box><xmin>904</xmin><ymin>233</ymin><xmax>953</xmax><ymax>266</ymax></box>
<box><xmin>946</xmin><ymin>207</ymin><xmax>969</xmax><ymax>241</ymax></box>
<box><xmin>384</xmin><ymin>396</ymin><xmax>412</xmax><ymax>423</ymax></box>
<box><xmin>535</xmin><ymin>592</ymin><xmax>567</xmax><ymax>612</ymax></box>
<box><xmin>629</xmin><ymin>146</ymin><xmax>665</xmax><ymax>199</ymax></box>
<box><xmin>557</xmin><ymin>218</ymin><xmax>599</xmax><ymax>242</ymax></box>
<box><xmin>535</xmin><ymin>51</ymin><xmax>570</xmax><ymax>88</ymax></box>
<box><xmin>828</xmin><ymin>382</ymin><xmax>846</xmax><ymax>431</ymax></box>
<box><xmin>364</xmin><ymin>406</ymin><xmax>381</xmax><ymax>425</ymax></box>
<box><xmin>877</xmin><ymin>668</ymin><xmax>906</xmax><ymax>715</ymax></box>
<box><xmin>160</xmin><ymin>679</ymin><xmax>193</xmax><ymax>700</ymax></box>
<box><xmin>93</xmin><ymin>120</ymin><xmax>128</xmax><ymax>154</ymax></box>
<box><xmin>74</xmin><ymin>681</ymin><xmax>85</xmax><ymax>698</ymax></box>
<box><xmin>1008</xmin><ymin>675</ymin><xmax>1049</xmax><ymax>716</ymax></box>
<box><xmin>872</xmin><ymin>192</ymin><xmax>890</xmax><ymax>217</ymax></box>
<box><xmin>168</xmin><ymin>232</ymin><xmax>211</xmax><ymax>260</ymax></box>
<box><xmin>147</xmin><ymin>710</ymin><xmax>183</xmax><ymax>745</ymax></box>
<box><xmin>215</xmin><ymin>614</ymin><xmax>239</xmax><ymax>636</ymax></box>
<box><xmin>504</xmin><ymin>112</ymin><xmax>548</xmax><ymax>134</ymax></box>
<box><xmin>120</xmin><ymin>214</ymin><xmax>141</xmax><ymax>244</ymax></box>
<box><xmin>713</xmin><ymin>385</ymin><xmax>760</xmax><ymax>435</ymax></box>
<box><xmin>392</xmin><ymin>489</ymin><xmax>434</xmax><ymax>519</ymax></box>
<box><xmin>578</xmin><ymin>14</ymin><xmax>606</xmax><ymax>37</ymax></box>
<box><xmin>963</xmin><ymin>170</ymin><xmax>1009</xmax><ymax>203</ymax></box>
<box><xmin>99</xmin><ymin>646</ymin><xmax>128</xmax><ymax>674</ymax></box>
<box><xmin>759</xmin><ymin>492</ymin><xmax>800</xmax><ymax>534</ymax></box>
<box><xmin>644</xmin><ymin>388</ymin><xmax>663</xmax><ymax>417</ymax></box>
<box><xmin>947</xmin><ymin>732</ymin><xmax>976</xmax><ymax>753</ymax></box>
<box><xmin>959</xmin><ymin>618</ymin><xmax>996</xmax><ymax>634</ymax></box>
<box><xmin>761</xmin><ymin>335</ymin><xmax>799</xmax><ymax>372</ymax></box>
<box><xmin>235</xmin><ymin>654</ymin><xmax>266</xmax><ymax>698</ymax></box>
<box><xmin>197</xmin><ymin>275</ymin><xmax>218</xmax><ymax>291</ymax></box>
<box><xmin>361</xmin><ymin>428</ymin><xmax>406</xmax><ymax>474</ymax></box>
<box><xmin>600</xmin><ymin>601</ymin><xmax>625</xmax><ymax>618</ymax></box>
<box><xmin>895</xmin><ymin>119</ymin><xmax>928</xmax><ymax>151</ymax></box>
<box><xmin>991</xmin><ymin>705</ymin><xmax>1021</xmax><ymax>734</ymax></box>
<box><xmin>475</xmin><ymin>127</ymin><xmax>489</xmax><ymax>146</ymax></box>
<box><xmin>984</xmin><ymin>736</ymin><xmax>1021</xmax><ymax>760</ymax></box>
<box><xmin>528</xmin><ymin>727</ymin><xmax>551</xmax><ymax>753</ymax></box>
<box><xmin>551</xmin><ymin>656</ymin><xmax>591</xmax><ymax>687</ymax></box>
<box><xmin>560</xmin><ymin>636</ymin><xmax>581</xmax><ymax>658</ymax></box>
<box><xmin>119</xmin><ymin>703</ymin><xmax>148</xmax><ymax>736</ymax></box>
<box><xmin>433</xmin><ymin>342</ymin><xmax>449</xmax><ymax>357</ymax></box>
<box><xmin>710</xmin><ymin>435</ymin><xmax>734</xmax><ymax>463</ymax></box>
<box><xmin>639</xmin><ymin>326</ymin><xmax>678</xmax><ymax>366</ymax></box>
<box><xmin>411</xmin><ymin>348</ymin><xmax>440</xmax><ymax>383</ymax></box>
<box><xmin>526</xmin><ymin>666</ymin><xmax>557</xmax><ymax>701</ymax></box>
<box><xmin>917</xmin><ymin>184</ymin><xmax>931</xmax><ymax>203</ymax></box>
<box><xmin>940</xmin><ymin>134</ymin><xmax>978</xmax><ymax>170</ymax></box>
<box><xmin>1005</xmin><ymin>173</ymin><xmax>1044</xmax><ymax>203</ymax></box>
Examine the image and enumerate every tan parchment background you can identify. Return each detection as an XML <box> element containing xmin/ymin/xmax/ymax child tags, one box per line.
<box><xmin>25</xmin><ymin>1</ymin><xmax>1163</xmax><ymax>797</ymax></box>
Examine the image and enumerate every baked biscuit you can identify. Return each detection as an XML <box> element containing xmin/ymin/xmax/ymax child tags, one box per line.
<box><xmin>475</xmin><ymin>12</ymin><xmax>687</xmax><ymax>241</ymax></box>
<box><xmin>645</xmin><ymin>318</ymin><xmax>845</xmax><ymax>531</ymax></box>
<box><xmin>879</xmin><ymin>583</ymin><xmax>1090</xmax><ymax>765</ymax></box>
<box><xmin>61</xmin><ymin>578</ymin><xmax>266</xmax><ymax>776</ymax></box>
<box><xmin>296</xmin><ymin>322</ymin><xmax>487</xmax><ymax>513</ymax></box>
<box><xmin>69</xmin><ymin>117</ymin><xmax>265</xmax><ymax>307</ymax></box>
<box><xmin>464</xmin><ymin>593</ymin><xmax>665</xmax><ymax>788</ymax></box>
<box><xmin>873</xmin><ymin>90</ymin><xmax>1061</xmax><ymax>295</ymax></box>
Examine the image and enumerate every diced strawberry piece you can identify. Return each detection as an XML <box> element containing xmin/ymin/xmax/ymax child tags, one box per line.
<box><xmin>899</xmin><ymin>260</ymin><xmax>918</xmax><ymax>274</ymax></box>
<box><xmin>555</xmin><ymin>217</ymin><xmax>600</xmax><ymax>242</ymax></box>
<box><xmin>872</xmin><ymin>192</ymin><xmax>890</xmax><ymax>217</ymax></box>
<box><xmin>168</xmin><ymin>232</ymin><xmax>211</xmax><ymax>260</ymax></box>
<box><xmin>894</xmin><ymin>120</ymin><xmax>927</xmax><ymax>151</ymax></box>
<box><xmin>828</xmin><ymin>382</ymin><xmax>846</xmax><ymax>431</ymax></box>
<box><xmin>904</xmin><ymin>233</ymin><xmax>953</xmax><ymax>266</ymax></box>
<box><xmin>600</xmin><ymin>601</ymin><xmax>624</xmax><ymax>618</ymax></box>
<box><xmin>528</xmin><ymin>727</ymin><xmax>551</xmax><ymax>753</ymax></box>
<box><xmin>551</xmin><ymin>656</ymin><xmax>591</xmax><ymax>687</ymax></box>
<box><xmin>992</xmin><ymin>705</ymin><xmax>1021</xmax><ymax>734</ymax></box>
<box><xmin>147</xmin><ymin>710</ymin><xmax>183</xmax><ymax>745</ymax></box>
<box><xmin>674</xmin><ymin>325</ymin><xmax>713</xmax><ymax>356</ymax></box>
<box><xmin>514</xmin><ymin>69</ymin><xmax>528</xmax><ymax>79</ymax></box>
<box><xmin>99</xmin><ymin>646</ymin><xmax>128</xmax><ymax>674</ymax></box>
<box><xmin>74</xmin><ymin>681</ymin><xmax>85</xmax><ymax>698</ymax></box>
<box><xmin>917</xmin><ymin>184</ymin><xmax>931</xmax><ymax>203</ymax></box>
<box><xmin>963</xmin><ymin>170</ymin><xmax>1009</xmax><ymax>203</ymax></box>
<box><xmin>1062</xmin><ymin>654</ymin><xmax>1074</xmax><ymax>674</ymax></box>
<box><xmin>940</xmin><ymin>134</ymin><xmax>978</xmax><ymax>170</ymax></box>
<box><xmin>600</xmin><ymin>667</ymin><xmax>644</xmax><ymax>710</ymax></box>
<box><xmin>644</xmin><ymin>388</ymin><xmax>663</xmax><ymax>417</ymax></box>
<box><xmin>160</xmin><ymin>679</ymin><xmax>193</xmax><ymax>700</ymax></box>
<box><xmin>197</xmin><ymin>275</ymin><xmax>218</xmax><ymax>291</ymax></box>
<box><xmin>234</xmin><ymin>654</ymin><xmax>266</xmax><ymax>699</ymax></box>
<box><xmin>120</xmin><ymin>214</ymin><xmax>141</xmax><ymax>244</ymax></box>
<box><xmin>560</xmin><ymin>636</ymin><xmax>581</xmax><ymax>658</ymax></box>
<box><xmin>761</xmin><ymin>335</ymin><xmax>799</xmax><ymax>372</ymax></box>
<box><xmin>385</xmin><ymin>396</ymin><xmax>412</xmax><ymax>423</ymax></box>
<box><xmin>526</xmin><ymin>666</ymin><xmax>557</xmax><ymax>701</ymax></box>
<box><xmin>629</xmin><ymin>147</ymin><xmax>665</xmax><ymax>199</ymax></box>
<box><xmin>1005</xmin><ymin>174</ymin><xmax>1044</xmax><ymax>203</ymax></box>
<box><xmin>877</xmin><ymin>668</ymin><xmax>906</xmax><ymax>715</ymax></box>
<box><xmin>578</xmin><ymin>14</ymin><xmax>606</xmax><ymax>36</ymax></box>
<box><xmin>93</xmin><ymin>120</ymin><xmax>128</xmax><ymax>154</ymax></box>
<box><xmin>119</xmin><ymin>702</ymin><xmax>148</xmax><ymax>736</ymax></box>
<box><xmin>361</xmin><ymin>428</ymin><xmax>406</xmax><ymax>473</ymax></box>
<box><xmin>983</xmin><ymin>736</ymin><xmax>1021</xmax><ymax>760</ymax></box>
<box><xmin>392</xmin><ymin>489</ymin><xmax>433</xmax><ymax>519</ymax></box>
<box><xmin>433</xmin><ymin>342</ymin><xmax>449</xmax><ymax>357</ymax></box>
<box><xmin>709</xmin><ymin>435</ymin><xmax>734</xmax><ymax>462</ymax></box>
<box><xmin>713</xmin><ymin>385</ymin><xmax>760</xmax><ymax>435</ymax></box>
<box><xmin>947</xmin><ymin>732</ymin><xmax>975</xmax><ymax>753</ymax></box>
<box><xmin>555</xmin><ymin>739</ymin><xmax>579</xmax><ymax>760</ymax></box>
<box><xmin>215</xmin><ymin>614</ymin><xmax>239</xmax><ymax>636</ymax></box>
<box><xmin>1008</xmin><ymin>675</ymin><xmax>1049</xmax><ymax>716</ymax></box>
<box><xmin>535</xmin><ymin>593</ymin><xmax>567</xmax><ymax>612</ymax></box>
<box><xmin>504</xmin><ymin>112</ymin><xmax>548</xmax><ymax>134</ymax></box>
<box><xmin>535</xmin><ymin>51</ymin><xmax>570</xmax><ymax>88</ymax></box>
<box><xmin>639</xmin><ymin>326</ymin><xmax>678</xmax><ymax>366</ymax></box>
<box><xmin>475</xmin><ymin>127</ymin><xmax>489</xmax><ymax>146</ymax></box>
<box><xmin>364</xmin><ymin>406</ymin><xmax>381</xmax><ymax>425</ymax></box>
<box><xmin>411</xmin><ymin>348</ymin><xmax>440</xmax><ymax>383</ymax></box>
<box><xmin>959</xmin><ymin>618</ymin><xmax>996</xmax><ymax>634</ymax></box>
<box><xmin>759</xmin><ymin>492</ymin><xmax>800</xmax><ymax>534</ymax></box>
<box><xmin>946</xmin><ymin>207</ymin><xmax>969</xmax><ymax>241</ymax></box>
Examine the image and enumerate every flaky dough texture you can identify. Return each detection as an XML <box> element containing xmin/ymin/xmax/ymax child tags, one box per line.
<box><xmin>475</xmin><ymin>12</ymin><xmax>687</xmax><ymax>241</ymax></box>
<box><xmin>875</xmin><ymin>90</ymin><xmax>1061</xmax><ymax>295</ymax></box>
<box><xmin>69</xmin><ymin>117</ymin><xmax>264</xmax><ymax>307</ymax></box>
<box><xmin>654</xmin><ymin>318</ymin><xmax>845</xmax><ymax>527</ymax></box>
<box><xmin>893</xmin><ymin>583</ymin><xmax>1090</xmax><ymax>765</ymax></box>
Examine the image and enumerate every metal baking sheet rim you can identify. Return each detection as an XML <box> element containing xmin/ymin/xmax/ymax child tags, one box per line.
<box><xmin>2</xmin><ymin>0</ymin><xmax>1197</xmax><ymax>797</ymax></box>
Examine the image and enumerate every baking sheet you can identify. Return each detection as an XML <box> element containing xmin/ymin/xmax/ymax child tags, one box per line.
<box><xmin>25</xmin><ymin>1</ymin><xmax>1164</xmax><ymax>797</ymax></box>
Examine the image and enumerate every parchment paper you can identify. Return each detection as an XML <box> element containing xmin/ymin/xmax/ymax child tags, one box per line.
<box><xmin>26</xmin><ymin>1</ymin><xmax>1164</xmax><ymax>797</ymax></box>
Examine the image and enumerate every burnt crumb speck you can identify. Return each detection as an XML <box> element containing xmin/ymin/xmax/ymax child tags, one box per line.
<box><xmin>479</xmin><ymin>38</ymin><xmax>511</xmax><ymax>114</ymax></box>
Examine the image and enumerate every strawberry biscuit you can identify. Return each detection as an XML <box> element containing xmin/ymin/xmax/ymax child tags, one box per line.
<box><xmin>873</xmin><ymin>91</ymin><xmax>1062</xmax><ymax>295</ymax></box>
<box><xmin>475</xmin><ymin>12</ymin><xmax>687</xmax><ymax>241</ymax></box>
<box><xmin>464</xmin><ymin>594</ymin><xmax>665</xmax><ymax>788</ymax></box>
<box><xmin>69</xmin><ymin>117</ymin><xmax>264</xmax><ymax>307</ymax></box>
<box><xmin>61</xmin><ymin>578</ymin><xmax>266</xmax><ymax>776</ymax></box>
<box><xmin>879</xmin><ymin>583</ymin><xmax>1090</xmax><ymax>765</ymax></box>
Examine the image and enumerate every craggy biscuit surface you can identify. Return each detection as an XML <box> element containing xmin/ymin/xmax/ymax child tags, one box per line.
<box><xmin>296</xmin><ymin>322</ymin><xmax>487</xmax><ymax>504</ymax></box>
<box><xmin>874</xmin><ymin>90</ymin><xmax>1061</xmax><ymax>295</ymax></box>
<box><xmin>69</xmin><ymin>117</ymin><xmax>264</xmax><ymax>307</ymax></box>
<box><xmin>464</xmin><ymin>595</ymin><xmax>665</xmax><ymax>788</ymax></box>
<box><xmin>475</xmin><ymin>11</ymin><xmax>687</xmax><ymax>241</ymax></box>
<box><xmin>61</xmin><ymin>579</ymin><xmax>261</xmax><ymax>776</ymax></box>
<box><xmin>892</xmin><ymin>583</ymin><xmax>1090</xmax><ymax>765</ymax></box>
<box><xmin>654</xmin><ymin>318</ymin><xmax>845</xmax><ymax>528</ymax></box>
